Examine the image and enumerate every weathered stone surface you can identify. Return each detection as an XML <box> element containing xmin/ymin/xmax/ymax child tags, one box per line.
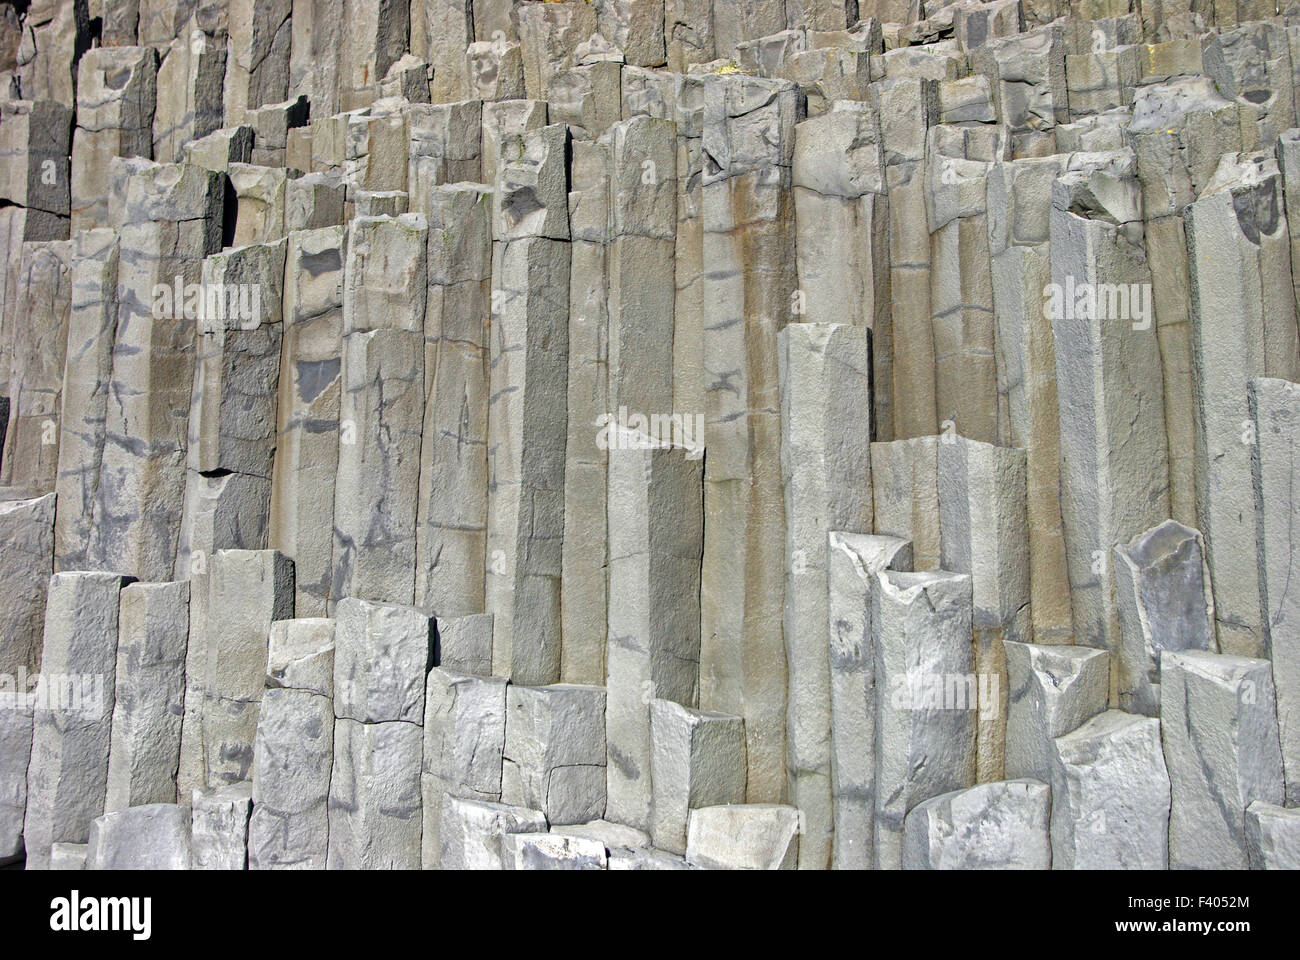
<box><xmin>649</xmin><ymin>698</ymin><xmax>746</xmax><ymax>856</ymax></box>
<box><xmin>190</xmin><ymin>783</ymin><xmax>252</xmax><ymax>870</ymax></box>
<box><xmin>435</xmin><ymin>614</ymin><xmax>493</xmax><ymax>676</ymax></box>
<box><xmin>327</xmin><ymin>717</ymin><xmax>423</xmax><ymax>869</ymax></box>
<box><xmin>105</xmin><ymin>580</ymin><xmax>189</xmax><ymax>811</ymax></box>
<box><xmin>250</xmin><ymin>686</ymin><xmax>334</xmax><ymax>869</ymax></box>
<box><xmin>23</xmin><ymin>571</ymin><xmax>129</xmax><ymax>870</ymax></box>
<box><xmin>0</xmin><ymin>494</ymin><xmax>55</xmax><ymax>675</ymax></box>
<box><xmin>1112</xmin><ymin>520</ymin><xmax>1217</xmax><ymax>717</ymax></box>
<box><xmin>501</xmin><ymin>831</ymin><xmax>607</xmax><ymax>869</ymax></box>
<box><xmin>1245</xmin><ymin>800</ymin><xmax>1300</xmax><ymax>870</ymax></box>
<box><xmin>873</xmin><ymin>569</ymin><xmax>977</xmax><ymax>869</ymax></box>
<box><xmin>421</xmin><ymin>668</ymin><xmax>508</xmax><ymax>868</ymax></box>
<box><xmin>938</xmin><ymin>436</ymin><xmax>1030</xmax><ymax>784</ymax></box>
<box><xmin>503</xmin><ymin>682</ymin><xmax>606</xmax><ymax>826</ymax></box>
<box><xmin>778</xmin><ymin>322</ymin><xmax>872</xmax><ymax>868</ymax></box>
<box><xmin>267</xmin><ymin>617</ymin><xmax>335</xmax><ymax>698</ymax></box>
<box><xmin>440</xmin><ymin>795</ymin><xmax>548</xmax><ymax>870</ymax></box>
<box><xmin>685</xmin><ymin>804</ymin><xmax>800</xmax><ymax>870</ymax></box>
<box><xmin>334</xmin><ymin>598</ymin><xmax>432</xmax><ymax>725</ymax></box>
<box><xmin>605</xmin><ymin>435</ymin><xmax>703</xmax><ymax>832</ymax></box>
<box><xmin>0</xmin><ymin>692</ymin><xmax>34</xmax><ymax>865</ymax></box>
<box><xmin>1161</xmin><ymin>650</ymin><xmax>1284</xmax><ymax>870</ymax></box>
<box><xmin>1004</xmin><ymin>641</ymin><xmax>1108</xmax><ymax>783</ymax></box>
<box><xmin>1049</xmin><ymin>710</ymin><xmax>1170</xmax><ymax>870</ymax></box>
<box><xmin>826</xmin><ymin>532</ymin><xmax>911</xmax><ymax>870</ymax></box>
<box><xmin>903</xmin><ymin>779</ymin><xmax>1051</xmax><ymax>870</ymax></box>
<box><xmin>86</xmin><ymin>803</ymin><xmax>191</xmax><ymax>870</ymax></box>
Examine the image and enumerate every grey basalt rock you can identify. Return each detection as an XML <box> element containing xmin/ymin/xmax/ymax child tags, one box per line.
<box><xmin>440</xmin><ymin>795</ymin><xmax>549</xmax><ymax>870</ymax></box>
<box><xmin>1161</xmin><ymin>650</ymin><xmax>1283</xmax><ymax>870</ymax></box>
<box><xmin>1245</xmin><ymin>800</ymin><xmax>1300</xmax><ymax>870</ymax></box>
<box><xmin>327</xmin><ymin>717</ymin><xmax>423</xmax><ymax>869</ymax></box>
<box><xmin>86</xmin><ymin>803</ymin><xmax>192</xmax><ymax>870</ymax></box>
<box><xmin>503</xmin><ymin>682</ymin><xmax>607</xmax><ymax>826</ymax></box>
<box><xmin>685</xmin><ymin>804</ymin><xmax>801</xmax><ymax>870</ymax></box>
<box><xmin>1004</xmin><ymin>640</ymin><xmax>1108</xmax><ymax>783</ymax></box>
<box><xmin>333</xmin><ymin>598</ymin><xmax>432</xmax><ymax>725</ymax></box>
<box><xmin>1049</xmin><ymin>710</ymin><xmax>1170</xmax><ymax>870</ymax></box>
<box><xmin>649</xmin><ymin>698</ymin><xmax>746</xmax><ymax>856</ymax></box>
<box><xmin>1112</xmin><ymin>520</ymin><xmax>1217</xmax><ymax>717</ymax></box>
<box><xmin>191</xmin><ymin>784</ymin><xmax>253</xmax><ymax>870</ymax></box>
<box><xmin>903</xmin><ymin>779</ymin><xmax>1051</xmax><ymax>870</ymax></box>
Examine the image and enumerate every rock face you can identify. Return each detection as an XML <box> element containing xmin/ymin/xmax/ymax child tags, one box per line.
<box><xmin>4</xmin><ymin>0</ymin><xmax>1300</xmax><ymax>874</ymax></box>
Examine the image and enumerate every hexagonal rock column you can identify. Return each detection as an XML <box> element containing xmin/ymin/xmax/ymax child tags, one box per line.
<box><xmin>1161</xmin><ymin>650</ymin><xmax>1284</xmax><ymax>870</ymax></box>
<box><xmin>938</xmin><ymin>436</ymin><xmax>1030</xmax><ymax>784</ymax></box>
<box><xmin>872</xmin><ymin>569</ymin><xmax>977</xmax><ymax>870</ymax></box>
<box><xmin>1187</xmin><ymin>153</ymin><xmax>1298</xmax><ymax>659</ymax></box>
<box><xmin>1049</xmin><ymin>710</ymin><xmax>1170</xmax><ymax>870</ymax></box>
<box><xmin>1048</xmin><ymin>162</ymin><xmax>1170</xmax><ymax>685</ymax></box>
<box><xmin>327</xmin><ymin>718</ymin><xmax>424</xmax><ymax>869</ymax></box>
<box><xmin>685</xmin><ymin>804</ymin><xmax>801</xmax><ymax>870</ymax></box>
<box><xmin>434</xmin><ymin>614</ymin><xmax>493</xmax><ymax>676</ymax></box>
<box><xmin>23</xmin><ymin>571</ymin><xmax>131</xmax><ymax>870</ymax></box>
<box><xmin>791</xmin><ymin>104</ymin><xmax>889</xmax><ymax>432</ymax></box>
<box><xmin>827</xmin><ymin>531</ymin><xmax>912</xmax><ymax>870</ymax></box>
<box><xmin>440</xmin><ymin>795</ymin><xmax>549</xmax><ymax>870</ymax></box>
<box><xmin>503</xmin><ymin>682</ymin><xmax>607</xmax><ymax>826</ymax></box>
<box><xmin>1004</xmin><ymin>640</ymin><xmax>1108</xmax><ymax>783</ymax></box>
<box><xmin>1249</xmin><ymin>376</ymin><xmax>1300</xmax><ymax>803</ymax></box>
<box><xmin>200</xmin><ymin>549</ymin><xmax>294</xmax><ymax>788</ymax></box>
<box><xmin>250</xmin><ymin>617</ymin><xmax>335</xmax><ymax>870</ymax></box>
<box><xmin>53</xmin><ymin>232</ymin><xmax>119</xmax><ymax>572</ymax></box>
<box><xmin>697</xmin><ymin>75</ymin><xmax>799</xmax><ymax>807</ymax></box>
<box><xmin>871</xmin><ymin>436</ymin><xmax>941</xmax><ymax>572</ymax></box>
<box><xmin>0</xmin><ymin>100</ymin><xmax>73</xmax><ymax>239</ymax></box>
<box><xmin>270</xmin><ymin>225</ymin><xmax>347</xmax><ymax>617</ymax></box>
<box><xmin>88</xmin><ymin>161</ymin><xmax>225</xmax><ymax>583</ymax></box>
<box><xmin>903</xmin><ymin>779</ymin><xmax>1051</xmax><ymax>870</ymax></box>
<box><xmin>417</xmin><ymin>184</ymin><xmax>492</xmax><ymax>620</ymax></box>
<box><xmin>487</xmin><ymin>123</ymin><xmax>570</xmax><ymax>685</ymax></box>
<box><xmin>191</xmin><ymin>784</ymin><xmax>253</xmax><ymax>870</ymax></box>
<box><xmin>0</xmin><ymin>493</ymin><xmax>55</xmax><ymax>676</ymax></box>
<box><xmin>105</xmin><ymin>580</ymin><xmax>190</xmax><ymax>811</ymax></box>
<box><xmin>606</xmin><ymin>434</ymin><xmax>704</xmax><ymax>832</ymax></box>
<box><xmin>71</xmin><ymin>47</ymin><xmax>157</xmax><ymax>232</ymax></box>
<box><xmin>1112</xmin><ymin>519</ymin><xmax>1217</xmax><ymax>717</ymax></box>
<box><xmin>422</xmin><ymin>669</ymin><xmax>508</xmax><ymax>868</ymax></box>
<box><xmin>1245</xmin><ymin>801</ymin><xmax>1300</xmax><ymax>870</ymax></box>
<box><xmin>175</xmin><ymin>238</ymin><xmax>287</xmax><ymax>579</ymax></box>
<box><xmin>86</xmin><ymin>804</ymin><xmax>191</xmax><ymax>870</ymax></box>
<box><xmin>0</xmin><ymin>691</ymin><xmax>34</xmax><ymax>866</ymax></box>
<box><xmin>778</xmin><ymin>322</ymin><xmax>873</xmax><ymax>869</ymax></box>
<box><xmin>649</xmin><ymin>698</ymin><xmax>746</xmax><ymax>857</ymax></box>
<box><xmin>333</xmin><ymin>598</ymin><xmax>432</xmax><ymax>725</ymax></box>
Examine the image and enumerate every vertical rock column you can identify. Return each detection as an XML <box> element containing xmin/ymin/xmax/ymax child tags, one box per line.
<box><xmin>105</xmin><ymin>580</ymin><xmax>190</xmax><ymax>811</ymax></box>
<box><xmin>23</xmin><ymin>571</ymin><xmax>131</xmax><ymax>870</ymax></box>
<box><xmin>176</xmin><ymin>239</ymin><xmax>287</xmax><ymax>578</ymax></box>
<box><xmin>153</xmin><ymin>25</ymin><xmax>227</xmax><ymax>164</ymax></box>
<box><xmin>1187</xmin><ymin>153</ymin><xmax>1299</xmax><ymax>659</ymax></box>
<box><xmin>1161</xmin><ymin>651</ymin><xmax>1284</xmax><ymax>869</ymax></box>
<box><xmin>200</xmin><ymin>549</ymin><xmax>294</xmax><ymax>788</ymax></box>
<box><xmin>249</xmin><ymin>618</ymin><xmax>335</xmax><ymax>869</ymax></box>
<box><xmin>826</xmin><ymin>531</ymin><xmax>912</xmax><ymax>870</ymax></box>
<box><xmin>1049</xmin><ymin>160</ymin><xmax>1169</xmax><ymax>691</ymax></box>
<box><xmin>487</xmin><ymin>123</ymin><xmax>571</xmax><ymax>684</ymax></box>
<box><xmin>0</xmin><ymin>493</ymin><xmax>55</xmax><ymax>865</ymax></box>
<box><xmin>270</xmin><ymin>225</ymin><xmax>347</xmax><ymax>616</ymax></box>
<box><xmin>0</xmin><ymin>239</ymin><xmax>72</xmax><ymax>490</ymax></box>
<box><xmin>697</xmin><ymin>74</ymin><xmax>799</xmax><ymax>804</ymax></box>
<box><xmin>333</xmin><ymin>214</ymin><xmax>428</xmax><ymax>606</ymax></box>
<box><xmin>561</xmin><ymin>139</ymin><xmax>610</xmax><ymax>684</ymax></box>
<box><xmin>987</xmin><ymin>156</ymin><xmax>1073</xmax><ymax>645</ymax></box>
<box><xmin>53</xmin><ymin>230</ymin><xmax>119</xmax><ymax>571</ymax></box>
<box><xmin>877</xmin><ymin>77</ymin><xmax>938</xmax><ymax>440</ymax></box>
<box><xmin>606</xmin><ymin>436</ymin><xmax>704</xmax><ymax>832</ymax></box>
<box><xmin>791</xmin><ymin>102</ymin><xmax>890</xmax><ymax>436</ymax></box>
<box><xmin>1251</xmin><ymin>377</ymin><xmax>1300</xmax><ymax>803</ymax></box>
<box><xmin>328</xmin><ymin>598</ymin><xmax>430</xmax><ymax>869</ymax></box>
<box><xmin>89</xmin><ymin>161</ymin><xmax>225</xmax><ymax>582</ymax></box>
<box><xmin>71</xmin><ymin>46</ymin><xmax>158</xmax><ymax>232</ymax></box>
<box><xmin>417</xmin><ymin>184</ymin><xmax>492</xmax><ymax>620</ymax></box>
<box><xmin>938</xmin><ymin>436</ymin><xmax>1030</xmax><ymax>783</ymax></box>
<box><xmin>778</xmin><ymin>322</ymin><xmax>872</xmax><ymax>868</ymax></box>
<box><xmin>872</xmin><ymin>569</ymin><xmax>977</xmax><ymax>869</ymax></box>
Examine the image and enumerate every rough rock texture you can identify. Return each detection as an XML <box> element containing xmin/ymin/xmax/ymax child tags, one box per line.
<box><xmin>5</xmin><ymin>0</ymin><xmax>1300</xmax><ymax>873</ymax></box>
